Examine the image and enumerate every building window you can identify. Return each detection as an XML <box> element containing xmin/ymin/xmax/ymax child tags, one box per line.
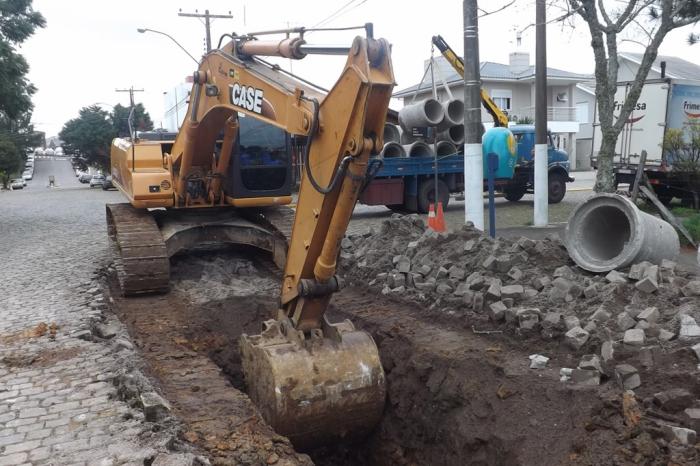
<box><xmin>493</xmin><ymin>97</ymin><xmax>511</xmax><ymax>111</ymax></box>
<box><xmin>490</xmin><ymin>89</ymin><xmax>513</xmax><ymax>111</ymax></box>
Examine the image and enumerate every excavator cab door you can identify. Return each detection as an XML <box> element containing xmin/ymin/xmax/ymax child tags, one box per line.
<box><xmin>224</xmin><ymin>115</ymin><xmax>293</xmax><ymax>199</ymax></box>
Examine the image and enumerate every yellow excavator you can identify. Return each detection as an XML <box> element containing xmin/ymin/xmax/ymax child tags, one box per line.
<box><xmin>107</xmin><ymin>25</ymin><xmax>392</xmax><ymax>448</ymax></box>
<box><xmin>431</xmin><ymin>34</ymin><xmax>510</xmax><ymax>127</ymax></box>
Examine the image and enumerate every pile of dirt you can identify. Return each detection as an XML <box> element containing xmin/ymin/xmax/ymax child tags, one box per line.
<box><xmin>336</xmin><ymin>214</ymin><xmax>700</xmax><ymax>463</ymax></box>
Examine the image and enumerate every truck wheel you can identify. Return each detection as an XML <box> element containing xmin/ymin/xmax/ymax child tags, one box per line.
<box><xmin>504</xmin><ymin>186</ymin><xmax>527</xmax><ymax>202</ymax></box>
<box><xmin>418</xmin><ymin>179</ymin><xmax>449</xmax><ymax>214</ymax></box>
<box><xmin>653</xmin><ymin>186</ymin><xmax>673</xmax><ymax>206</ymax></box>
<box><xmin>548</xmin><ymin>172</ymin><xmax>566</xmax><ymax>204</ymax></box>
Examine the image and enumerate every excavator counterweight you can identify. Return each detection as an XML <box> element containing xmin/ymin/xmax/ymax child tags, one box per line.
<box><xmin>108</xmin><ymin>27</ymin><xmax>393</xmax><ymax>448</ymax></box>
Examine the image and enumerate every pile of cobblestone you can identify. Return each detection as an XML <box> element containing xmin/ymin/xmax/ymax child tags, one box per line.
<box><xmin>339</xmin><ymin>214</ymin><xmax>700</xmax><ymax>443</ymax></box>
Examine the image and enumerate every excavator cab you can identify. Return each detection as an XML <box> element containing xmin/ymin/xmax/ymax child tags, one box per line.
<box><xmin>224</xmin><ymin>115</ymin><xmax>293</xmax><ymax>198</ymax></box>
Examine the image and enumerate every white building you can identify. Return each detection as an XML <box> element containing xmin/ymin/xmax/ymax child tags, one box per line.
<box><xmin>394</xmin><ymin>52</ymin><xmax>593</xmax><ymax>170</ymax></box>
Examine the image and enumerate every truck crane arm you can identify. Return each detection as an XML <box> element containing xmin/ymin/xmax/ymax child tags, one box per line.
<box><xmin>431</xmin><ymin>34</ymin><xmax>510</xmax><ymax>128</ymax></box>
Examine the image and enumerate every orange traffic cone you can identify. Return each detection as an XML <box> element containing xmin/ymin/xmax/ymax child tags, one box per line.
<box><xmin>427</xmin><ymin>203</ymin><xmax>436</xmax><ymax>230</ymax></box>
<box><xmin>434</xmin><ymin>201</ymin><xmax>446</xmax><ymax>232</ymax></box>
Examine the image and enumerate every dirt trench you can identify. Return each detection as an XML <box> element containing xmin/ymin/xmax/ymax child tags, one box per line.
<box><xmin>106</xmin><ymin>248</ymin><xmax>683</xmax><ymax>465</ymax></box>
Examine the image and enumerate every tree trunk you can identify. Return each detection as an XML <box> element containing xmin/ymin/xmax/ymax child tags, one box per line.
<box><xmin>595</xmin><ymin>131</ymin><xmax>617</xmax><ymax>192</ymax></box>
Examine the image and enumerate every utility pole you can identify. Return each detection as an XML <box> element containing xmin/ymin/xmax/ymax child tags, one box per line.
<box><xmin>463</xmin><ymin>0</ymin><xmax>484</xmax><ymax>230</ymax></box>
<box><xmin>534</xmin><ymin>0</ymin><xmax>548</xmax><ymax>227</ymax></box>
<box><xmin>115</xmin><ymin>86</ymin><xmax>144</xmax><ymax>107</ymax></box>
<box><xmin>178</xmin><ymin>9</ymin><xmax>233</xmax><ymax>52</ymax></box>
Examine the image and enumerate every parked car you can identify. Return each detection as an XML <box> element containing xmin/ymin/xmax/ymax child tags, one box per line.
<box><xmin>22</xmin><ymin>171</ymin><xmax>33</xmax><ymax>181</ymax></box>
<box><xmin>89</xmin><ymin>174</ymin><xmax>106</xmax><ymax>188</ymax></box>
<box><xmin>79</xmin><ymin>173</ymin><xmax>93</xmax><ymax>184</ymax></box>
<box><xmin>101</xmin><ymin>175</ymin><xmax>115</xmax><ymax>190</ymax></box>
<box><xmin>10</xmin><ymin>178</ymin><xmax>24</xmax><ymax>189</ymax></box>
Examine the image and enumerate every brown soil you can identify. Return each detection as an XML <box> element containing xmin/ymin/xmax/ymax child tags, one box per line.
<box><xmin>106</xmin><ymin>248</ymin><xmax>700</xmax><ymax>466</ymax></box>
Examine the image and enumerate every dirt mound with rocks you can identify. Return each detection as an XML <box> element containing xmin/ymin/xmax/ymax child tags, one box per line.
<box><xmin>337</xmin><ymin>214</ymin><xmax>700</xmax><ymax>463</ymax></box>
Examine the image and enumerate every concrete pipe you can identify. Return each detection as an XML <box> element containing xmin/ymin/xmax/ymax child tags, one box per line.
<box><xmin>379</xmin><ymin>142</ymin><xmax>406</xmax><ymax>158</ymax></box>
<box><xmin>400</xmin><ymin>131</ymin><xmax>417</xmax><ymax>144</ymax></box>
<box><xmin>398</xmin><ymin>99</ymin><xmax>445</xmax><ymax>131</ymax></box>
<box><xmin>437</xmin><ymin>99</ymin><xmax>465</xmax><ymax>131</ymax></box>
<box><xmin>402</xmin><ymin>141</ymin><xmax>434</xmax><ymax>158</ymax></box>
<box><xmin>565</xmin><ymin>193</ymin><xmax>680</xmax><ymax>273</ymax></box>
<box><xmin>383</xmin><ymin>124</ymin><xmax>401</xmax><ymax>144</ymax></box>
<box><xmin>436</xmin><ymin>140</ymin><xmax>458</xmax><ymax>156</ymax></box>
<box><xmin>438</xmin><ymin>124</ymin><xmax>465</xmax><ymax>146</ymax></box>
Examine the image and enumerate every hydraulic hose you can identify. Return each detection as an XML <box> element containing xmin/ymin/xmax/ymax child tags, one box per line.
<box><xmin>302</xmin><ymin>98</ymin><xmax>353</xmax><ymax>194</ymax></box>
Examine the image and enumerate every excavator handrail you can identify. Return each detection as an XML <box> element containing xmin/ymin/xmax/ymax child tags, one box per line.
<box><xmin>431</xmin><ymin>34</ymin><xmax>510</xmax><ymax>128</ymax></box>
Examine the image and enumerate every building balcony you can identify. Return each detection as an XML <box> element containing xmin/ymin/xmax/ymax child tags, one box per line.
<box><xmin>512</xmin><ymin>106</ymin><xmax>578</xmax><ymax>122</ymax></box>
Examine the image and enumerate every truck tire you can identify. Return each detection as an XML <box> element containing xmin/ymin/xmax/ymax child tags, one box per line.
<box><xmin>652</xmin><ymin>186</ymin><xmax>673</xmax><ymax>206</ymax></box>
<box><xmin>504</xmin><ymin>186</ymin><xmax>527</xmax><ymax>202</ymax></box>
<box><xmin>418</xmin><ymin>179</ymin><xmax>449</xmax><ymax>214</ymax></box>
<box><xmin>548</xmin><ymin>172</ymin><xmax>566</xmax><ymax>204</ymax></box>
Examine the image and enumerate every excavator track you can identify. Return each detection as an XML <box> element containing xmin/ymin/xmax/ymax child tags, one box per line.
<box><xmin>106</xmin><ymin>203</ymin><xmax>170</xmax><ymax>296</ymax></box>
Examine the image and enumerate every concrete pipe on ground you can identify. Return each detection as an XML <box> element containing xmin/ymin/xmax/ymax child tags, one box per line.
<box><xmin>436</xmin><ymin>140</ymin><xmax>458</xmax><ymax>156</ymax></box>
<box><xmin>398</xmin><ymin>99</ymin><xmax>445</xmax><ymax>131</ymax></box>
<box><xmin>565</xmin><ymin>193</ymin><xmax>679</xmax><ymax>273</ymax></box>
<box><xmin>402</xmin><ymin>141</ymin><xmax>434</xmax><ymax>158</ymax></box>
<box><xmin>380</xmin><ymin>142</ymin><xmax>406</xmax><ymax>158</ymax></box>
<box><xmin>437</xmin><ymin>99</ymin><xmax>465</xmax><ymax>131</ymax></box>
<box><xmin>438</xmin><ymin>124</ymin><xmax>465</xmax><ymax>146</ymax></box>
<box><xmin>383</xmin><ymin>124</ymin><xmax>401</xmax><ymax>144</ymax></box>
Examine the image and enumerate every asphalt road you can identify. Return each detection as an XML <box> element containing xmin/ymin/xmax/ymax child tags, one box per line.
<box><xmin>347</xmin><ymin>170</ymin><xmax>597</xmax><ymax>235</ymax></box>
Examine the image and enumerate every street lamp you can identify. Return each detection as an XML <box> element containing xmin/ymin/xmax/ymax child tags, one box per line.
<box><xmin>137</xmin><ymin>28</ymin><xmax>199</xmax><ymax>64</ymax></box>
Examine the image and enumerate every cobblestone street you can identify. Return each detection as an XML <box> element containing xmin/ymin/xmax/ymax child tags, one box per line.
<box><xmin>0</xmin><ymin>159</ymin><xmax>178</xmax><ymax>465</ymax></box>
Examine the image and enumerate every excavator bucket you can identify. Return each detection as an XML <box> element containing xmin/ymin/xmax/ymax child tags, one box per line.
<box><xmin>240</xmin><ymin>317</ymin><xmax>385</xmax><ymax>449</ymax></box>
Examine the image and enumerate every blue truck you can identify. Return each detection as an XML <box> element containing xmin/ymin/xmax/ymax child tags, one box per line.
<box><xmin>358</xmin><ymin>125</ymin><xmax>573</xmax><ymax>213</ymax></box>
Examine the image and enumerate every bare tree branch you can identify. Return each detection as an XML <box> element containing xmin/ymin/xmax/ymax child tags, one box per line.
<box><xmin>478</xmin><ymin>0</ymin><xmax>517</xmax><ymax>18</ymax></box>
<box><xmin>597</xmin><ymin>0</ymin><xmax>615</xmax><ymax>26</ymax></box>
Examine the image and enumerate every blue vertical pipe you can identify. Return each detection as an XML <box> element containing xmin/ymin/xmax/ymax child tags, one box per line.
<box><xmin>487</xmin><ymin>152</ymin><xmax>498</xmax><ymax>238</ymax></box>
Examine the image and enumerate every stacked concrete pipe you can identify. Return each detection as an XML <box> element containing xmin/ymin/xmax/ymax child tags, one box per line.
<box><xmin>437</xmin><ymin>99</ymin><xmax>465</xmax><ymax>131</ymax></box>
<box><xmin>436</xmin><ymin>140</ymin><xmax>458</xmax><ymax>156</ymax></box>
<box><xmin>402</xmin><ymin>141</ymin><xmax>434</xmax><ymax>157</ymax></box>
<box><xmin>380</xmin><ymin>142</ymin><xmax>406</xmax><ymax>158</ymax></box>
<box><xmin>398</xmin><ymin>99</ymin><xmax>445</xmax><ymax>131</ymax></box>
<box><xmin>400</xmin><ymin>131</ymin><xmax>417</xmax><ymax>144</ymax></box>
<box><xmin>565</xmin><ymin>193</ymin><xmax>679</xmax><ymax>272</ymax></box>
<box><xmin>438</xmin><ymin>124</ymin><xmax>465</xmax><ymax>146</ymax></box>
<box><xmin>383</xmin><ymin>124</ymin><xmax>401</xmax><ymax>144</ymax></box>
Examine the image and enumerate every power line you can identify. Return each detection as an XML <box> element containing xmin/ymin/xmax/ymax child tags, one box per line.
<box><xmin>311</xmin><ymin>0</ymin><xmax>364</xmax><ymax>29</ymax></box>
<box><xmin>115</xmin><ymin>86</ymin><xmax>144</xmax><ymax>107</ymax></box>
<box><xmin>178</xmin><ymin>9</ymin><xmax>233</xmax><ymax>52</ymax></box>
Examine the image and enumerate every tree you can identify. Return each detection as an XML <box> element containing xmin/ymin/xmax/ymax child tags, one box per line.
<box><xmin>0</xmin><ymin>135</ymin><xmax>22</xmax><ymax>188</ymax></box>
<box><xmin>59</xmin><ymin>103</ymin><xmax>155</xmax><ymax>171</ymax></box>
<box><xmin>60</xmin><ymin>106</ymin><xmax>114</xmax><ymax>171</ymax></box>
<box><xmin>0</xmin><ymin>0</ymin><xmax>45</xmax><ymax>171</ymax></box>
<box><xmin>111</xmin><ymin>103</ymin><xmax>154</xmax><ymax>137</ymax></box>
<box><xmin>566</xmin><ymin>0</ymin><xmax>699</xmax><ymax>192</ymax></box>
<box><xmin>663</xmin><ymin>125</ymin><xmax>700</xmax><ymax>174</ymax></box>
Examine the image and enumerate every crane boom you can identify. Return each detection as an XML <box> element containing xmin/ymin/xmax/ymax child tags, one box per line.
<box><xmin>431</xmin><ymin>34</ymin><xmax>510</xmax><ymax>127</ymax></box>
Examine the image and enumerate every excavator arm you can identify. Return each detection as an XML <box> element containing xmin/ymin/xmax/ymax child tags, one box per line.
<box><xmin>431</xmin><ymin>34</ymin><xmax>510</xmax><ymax>127</ymax></box>
<box><xmin>111</xmin><ymin>28</ymin><xmax>394</xmax><ymax>449</ymax></box>
<box><xmin>168</xmin><ymin>33</ymin><xmax>395</xmax><ymax>448</ymax></box>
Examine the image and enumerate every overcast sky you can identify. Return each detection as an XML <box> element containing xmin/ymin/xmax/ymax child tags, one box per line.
<box><xmin>20</xmin><ymin>0</ymin><xmax>700</xmax><ymax>137</ymax></box>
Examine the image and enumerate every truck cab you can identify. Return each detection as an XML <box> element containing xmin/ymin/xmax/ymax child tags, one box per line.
<box><xmin>505</xmin><ymin>125</ymin><xmax>573</xmax><ymax>204</ymax></box>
